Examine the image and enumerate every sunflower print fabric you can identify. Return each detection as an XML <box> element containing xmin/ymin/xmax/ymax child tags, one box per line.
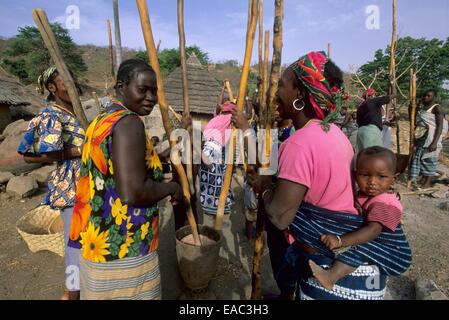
<box><xmin>68</xmin><ymin>106</ymin><xmax>163</xmax><ymax>263</ymax></box>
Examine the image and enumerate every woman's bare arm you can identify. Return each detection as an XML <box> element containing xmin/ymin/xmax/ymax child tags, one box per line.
<box><xmin>263</xmin><ymin>178</ymin><xmax>307</xmax><ymax>230</ymax></box>
<box><xmin>112</xmin><ymin>115</ymin><xmax>181</xmax><ymax>206</ymax></box>
<box><xmin>23</xmin><ymin>146</ymin><xmax>81</xmax><ymax>164</ymax></box>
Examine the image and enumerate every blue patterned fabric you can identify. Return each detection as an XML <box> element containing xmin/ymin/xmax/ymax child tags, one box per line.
<box><xmin>17</xmin><ymin>105</ymin><xmax>85</xmax><ymax>209</ymax></box>
<box><xmin>199</xmin><ymin>140</ymin><xmax>234</xmax><ymax>215</ymax></box>
<box><xmin>290</xmin><ymin>202</ymin><xmax>412</xmax><ymax>276</ymax></box>
<box><xmin>276</xmin><ymin>202</ymin><xmax>413</xmax><ymax>300</ymax></box>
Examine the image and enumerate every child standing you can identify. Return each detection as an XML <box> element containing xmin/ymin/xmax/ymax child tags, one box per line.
<box><xmin>309</xmin><ymin>146</ymin><xmax>412</xmax><ymax>290</ymax></box>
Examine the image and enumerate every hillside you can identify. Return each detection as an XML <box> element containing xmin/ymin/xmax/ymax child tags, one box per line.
<box><xmin>5</xmin><ymin>38</ymin><xmax>434</xmax><ymax>110</ymax></box>
<box><xmin>78</xmin><ymin>44</ymin><xmax>138</xmax><ymax>93</ymax></box>
<box><xmin>0</xmin><ymin>38</ymin><xmax>247</xmax><ymax>97</ymax></box>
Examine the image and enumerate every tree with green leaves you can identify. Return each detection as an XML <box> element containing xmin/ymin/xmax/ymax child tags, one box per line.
<box><xmin>136</xmin><ymin>45</ymin><xmax>209</xmax><ymax>78</ymax></box>
<box><xmin>0</xmin><ymin>23</ymin><xmax>87</xmax><ymax>85</ymax></box>
<box><xmin>355</xmin><ymin>37</ymin><xmax>449</xmax><ymax>101</ymax></box>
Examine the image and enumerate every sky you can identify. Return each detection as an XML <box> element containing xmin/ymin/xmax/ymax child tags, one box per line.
<box><xmin>0</xmin><ymin>0</ymin><xmax>448</xmax><ymax>71</ymax></box>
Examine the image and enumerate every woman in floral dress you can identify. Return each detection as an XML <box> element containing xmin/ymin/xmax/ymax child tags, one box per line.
<box><xmin>68</xmin><ymin>59</ymin><xmax>184</xmax><ymax>300</ymax></box>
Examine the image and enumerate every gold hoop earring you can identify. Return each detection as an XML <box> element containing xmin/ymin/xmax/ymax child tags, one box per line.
<box><xmin>293</xmin><ymin>99</ymin><xmax>305</xmax><ymax>111</ymax></box>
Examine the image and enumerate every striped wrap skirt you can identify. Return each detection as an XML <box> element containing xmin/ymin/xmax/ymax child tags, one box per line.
<box><xmin>80</xmin><ymin>251</ymin><xmax>161</xmax><ymax>300</ymax></box>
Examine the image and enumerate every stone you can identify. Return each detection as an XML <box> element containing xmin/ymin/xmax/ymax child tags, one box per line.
<box><xmin>0</xmin><ymin>128</ymin><xmax>42</xmax><ymax>174</ymax></box>
<box><xmin>6</xmin><ymin>176</ymin><xmax>39</xmax><ymax>198</ymax></box>
<box><xmin>29</xmin><ymin>165</ymin><xmax>56</xmax><ymax>185</ymax></box>
<box><xmin>0</xmin><ymin>171</ymin><xmax>14</xmax><ymax>184</ymax></box>
<box><xmin>82</xmin><ymin>99</ymin><xmax>102</xmax><ymax>122</ymax></box>
<box><xmin>437</xmin><ymin>201</ymin><xmax>449</xmax><ymax>211</ymax></box>
<box><xmin>1</xmin><ymin>119</ymin><xmax>28</xmax><ymax>138</ymax></box>
<box><xmin>415</xmin><ymin>279</ymin><xmax>448</xmax><ymax>300</ymax></box>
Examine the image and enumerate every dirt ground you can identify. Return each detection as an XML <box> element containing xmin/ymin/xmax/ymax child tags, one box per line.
<box><xmin>0</xmin><ymin>173</ymin><xmax>279</xmax><ymax>300</ymax></box>
<box><xmin>0</xmin><ymin>167</ymin><xmax>448</xmax><ymax>300</ymax></box>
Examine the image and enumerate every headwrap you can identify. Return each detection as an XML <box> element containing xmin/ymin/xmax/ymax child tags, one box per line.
<box><xmin>362</xmin><ymin>88</ymin><xmax>376</xmax><ymax>99</ymax></box>
<box><xmin>221</xmin><ymin>101</ymin><xmax>236</xmax><ymax>113</ymax></box>
<box><xmin>36</xmin><ymin>65</ymin><xmax>57</xmax><ymax>101</ymax></box>
<box><xmin>289</xmin><ymin>51</ymin><xmax>343</xmax><ymax>131</ymax></box>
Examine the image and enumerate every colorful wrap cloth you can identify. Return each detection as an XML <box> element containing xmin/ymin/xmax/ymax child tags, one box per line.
<box><xmin>17</xmin><ymin>105</ymin><xmax>85</xmax><ymax>209</ymax></box>
<box><xmin>289</xmin><ymin>51</ymin><xmax>342</xmax><ymax>130</ymax></box>
<box><xmin>69</xmin><ymin>107</ymin><xmax>162</xmax><ymax>262</ymax></box>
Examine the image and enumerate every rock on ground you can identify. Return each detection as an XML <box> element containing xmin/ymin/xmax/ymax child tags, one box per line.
<box><xmin>1</xmin><ymin>119</ymin><xmax>28</xmax><ymax>138</ymax></box>
<box><xmin>437</xmin><ymin>201</ymin><xmax>449</xmax><ymax>212</ymax></box>
<box><xmin>0</xmin><ymin>171</ymin><xmax>14</xmax><ymax>184</ymax></box>
<box><xmin>6</xmin><ymin>176</ymin><xmax>39</xmax><ymax>198</ymax></box>
<box><xmin>415</xmin><ymin>279</ymin><xmax>449</xmax><ymax>300</ymax></box>
<box><xmin>29</xmin><ymin>165</ymin><xmax>56</xmax><ymax>185</ymax></box>
<box><xmin>0</xmin><ymin>120</ymin><xmax>41</xmax><ymax>174</ymax></box>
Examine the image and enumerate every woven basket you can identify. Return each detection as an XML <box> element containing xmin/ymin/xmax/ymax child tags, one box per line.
<box><xmin>16</xmin><ymin>205</ymin><xmax>65</xmax><ymax>257</ymax></box>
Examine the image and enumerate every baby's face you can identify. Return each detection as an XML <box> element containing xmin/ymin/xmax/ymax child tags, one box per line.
<box><xmin>356</xmin><ymin>156</ymin><xmax>396</xmax><ymax>197</ymax></box>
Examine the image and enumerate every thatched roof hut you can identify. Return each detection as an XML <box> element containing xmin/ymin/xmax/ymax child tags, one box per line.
<box><xmin>164</xmin><ymin>54</ymin><xmax>221</xmax><ymax>123</ymax></box>
<box><xmin>0</xmin><ymin>68</ymin><xmax>44</xmax><ymax>121</ymax></box>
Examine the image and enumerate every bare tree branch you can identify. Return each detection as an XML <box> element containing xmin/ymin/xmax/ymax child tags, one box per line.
<box><xmin>368</xmin><ymin>70</ymin><xmax>386</xmax><ymax>89</ymax></box>
<box><xmin>415</xmin><ymin>53</ymin><xmax>435</xmax><ymax>75</ymax></box>
<box><xmin>395</xmin><ymin>48</ymin><xmax>409</xmax><ymax>68</ymax></box>
<box><xmin>351</xmin><ymin>72</ymin><xmax>367</xmax><ymax>90</ymax></box>
<box><xmin>349</xmin><ymin>94</ymin><xmax>364</xmax><ymax>102</ymax></box>
<box><xmin>396</xmin><ymin>52</ymin><xmax>434</xmax><ymax>82</ymax></box>
<box><xmin>396</xmin><ymin>60</ymin><xmax>417</xmax><ymax>81</ymax></box>
<box><xmin>396</xmin><ymin>82</ymin><xmax>408</xmax><ymax>100</ymax></box>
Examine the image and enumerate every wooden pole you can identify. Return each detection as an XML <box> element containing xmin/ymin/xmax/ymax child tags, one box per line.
<box><xmin>266</xmin><ymin>0</ymin><xmax>284</xmax><ymax>130</ymax></box>
<box><xmin>262</xmin><ymin>30</ymin><xmax>269</xmax><ymax>127</ymax></box>
<box><xmin>327</xmin><ymin>42</ymin><xmax>331</xmax><ymax>59</ymax></box>
<box><xmin>136</xmin><ymin>0</ymin><xmax>200</xmax><ymax>246</ymax></box>
<box><xmin>258</xmin><ymin>0</ymin><xmax>264</xmax><ymax>109</ymax></box>
<box><xmin>224</xmin><ymin>79</ymin><xmax>235</xmax><ymax>103</ymax></box>
<box><xmin>113</xmin><ymin>0</ymin><xmax>123</xmax><ymax>71</ymax></box>
<box><xmin>32</xmin><ymin>9</ymin><xmax>89</xmax><ymax>129</ymax></box>
<box><xmin>156</xmin><ymin>40</ymin><xmax>162</xmax><ymax>53</ymax></box>
<box><xmin>169</xmin><ymin>105</ymin><xmax>183</xmax><ymax>123</ymax></box>
<box><xmin>107</xmin><ymin>19</ymin><xmax>115</xmax><ymax>79</ymax></box>
<box><xmin>92</xmin><ymin>91</ymin><xmax>102</xmax><ymax>115</ymax></box>
<box><xmin>218</xmin><ymin>82</ymin><xmax>226</xmax><ymax>106</ymax></box>
<box><xmin>215</xmin><ymin>0</ymin><xmax>259</xmax><ymax>231</ymax></box>
<box><xmin>407</xmin><ymin>69</ymin><xmax>417</xmax><ymax>187</ymax></box>
<box><xmin>251</xmin><ymin>0</ymin><xmax>284</xmax><ymax>301</ymax></box>
<box><xmin>247</xmin><ymin>0</ymin><xmax>253</xmax><ymax>32</ymax></box>
<box><xmin>388</xmin><ymin>0</ymin><xmax>399</xmax><ymax>154</ymax></box>
<box><xmin>177</xmin><ymin>0</ymin><xmax>195</xmax><ymax>196</ymax></box>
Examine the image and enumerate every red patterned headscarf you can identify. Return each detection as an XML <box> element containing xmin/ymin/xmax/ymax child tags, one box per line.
<box><xmin>363</xmin><ymin>88</ymin><xmax>376</xmax><ymax>99</ymax></box>
<box><xmin>289</xmin><ymin>51</ymin><xmax>343</xmax><ymax>130</ymax></box>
